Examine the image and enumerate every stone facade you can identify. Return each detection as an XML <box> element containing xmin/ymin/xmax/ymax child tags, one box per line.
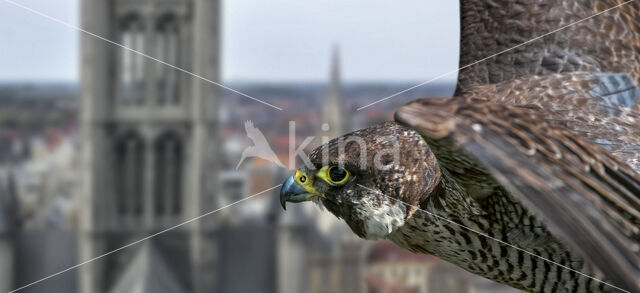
<box><xmin>79</xmin><ymin>1</ymin><xmax>221</xmax><ymax>292</ymax></box>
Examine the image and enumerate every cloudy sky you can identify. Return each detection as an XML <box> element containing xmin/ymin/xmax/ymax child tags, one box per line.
<box><xmin>0</xmin><ymin>0</ymin><xmax>459</xmax><ymax>84</ymax></box>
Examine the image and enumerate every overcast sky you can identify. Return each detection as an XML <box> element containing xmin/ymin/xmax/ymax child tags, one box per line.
<box><xmin>0</xmin><ymin>0</ymin><xmax>459</xmax><ymax>84</ymax></box>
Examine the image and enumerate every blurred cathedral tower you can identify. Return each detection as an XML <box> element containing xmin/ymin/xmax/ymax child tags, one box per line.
<box><xmin>320</xmin><ymin>46</ymin><xmax>347</xmax><ymax>139</ymax></box>
<box><xmin>79</xmin><ymin>1</ymin><xmax>220</xmax><ymax>292</ymax></box>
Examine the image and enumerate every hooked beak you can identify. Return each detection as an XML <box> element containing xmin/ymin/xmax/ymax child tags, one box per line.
<box><xmin>280</xmin><ymin>174</ymin><xmax>314</xmax><ymax>210</ymax></box>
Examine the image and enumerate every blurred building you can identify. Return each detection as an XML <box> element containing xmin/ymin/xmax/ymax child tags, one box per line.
<box><xmin>79</xmin><ymin>1</ymin><xmax>221</xmax><ymax>292</ymax></box>
<box><xmin>307</xmin><ymin>239</ymin><xmax>367</xmax><ymax>293</ymax></box>
<box><xmin>0</xmin><ymin>168</ymin><xmax>17</xmax><ymax>293</ymax></box>
<box><xmin>12</xmin><ymin>135</ymin><xmax>79</xmax><ymax>229</ymax></box>
<box><xmin>0</xmin><ymin>134</ymin><xmax>81</xmax><ymax>292</ymax></box>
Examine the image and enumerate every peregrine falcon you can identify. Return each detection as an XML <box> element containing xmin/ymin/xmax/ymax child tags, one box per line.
<box><xmin>280</xmin><ymin>0</ymin><xmax>640</xmax><ymax>292</ymax></box>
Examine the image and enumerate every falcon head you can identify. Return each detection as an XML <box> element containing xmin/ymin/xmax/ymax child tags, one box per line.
<box><xmin>280</xmin><ymin>122</ymin><xmax>441</xmax><ymax>239</ymax></box>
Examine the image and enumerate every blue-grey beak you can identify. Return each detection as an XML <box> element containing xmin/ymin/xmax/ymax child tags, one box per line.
<box><xmin>280</xmin><ymin>175</ymin><xmax>312</xmax><ymax>210</ymax></box>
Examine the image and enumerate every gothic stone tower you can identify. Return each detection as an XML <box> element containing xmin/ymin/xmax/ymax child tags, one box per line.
<box><xmin>79</xmin><ymin>1</ymin><xmax>220</xmax><ymax>292</ymax></box>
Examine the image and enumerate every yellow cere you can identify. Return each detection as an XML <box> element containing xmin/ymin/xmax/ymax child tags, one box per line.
<box><xmin>294</xmin><ymin>169</ymin><xmax>322</xmax><ymax>197</ymax></box>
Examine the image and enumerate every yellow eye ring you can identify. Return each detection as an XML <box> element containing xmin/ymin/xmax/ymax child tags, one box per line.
<box><xmin>317</xmin><ymin>166</ymin><xmax>349</xmax><ymax>185</ymax></box>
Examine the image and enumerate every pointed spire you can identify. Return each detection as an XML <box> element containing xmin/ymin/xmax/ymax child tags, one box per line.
<box><xmin>320</xmin><ymin>44</ymin><xmax>346</xmax><ymax>141</ymax></box>
<box><xmin>330</xmin><ymin>44</ymin><xmax>341</xmax><ymax>97</ymax></box>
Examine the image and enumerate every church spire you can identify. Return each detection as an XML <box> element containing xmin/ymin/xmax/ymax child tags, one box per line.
<box><xmin>321</xmin><ymin>45</ymin><xmax>346</xmax><ymax>140</ymax></box>
<box><xmin>329</xmin><ymin>45</ymin><xmax>341</xmax><ymax>100</ymax></box>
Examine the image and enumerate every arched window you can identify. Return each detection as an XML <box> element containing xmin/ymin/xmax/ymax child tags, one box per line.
<box><xmin>114</xmin><ymin>132</ymin><xmax>145</xmax><ymax>217</ymax></box>
<box><xmin>119</xmin><ymin>15</ymin><xmax>146</xmax><ymax>103</ymax></box>
<box><xmin>155</xmin><ymin>15</ymin><xmax>180</xmax><ymax>105</ymax></box>
<box><xmin>154</xmin><ymin>132</ymin><xmax>183</xmax><ymax>216</ymax></box>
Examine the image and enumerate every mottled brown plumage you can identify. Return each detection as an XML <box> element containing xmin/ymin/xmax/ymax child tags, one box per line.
<box><xmin>458</xmin><ymin>0</ymin><xmax>640</xmax><ymax>94</ymax></box>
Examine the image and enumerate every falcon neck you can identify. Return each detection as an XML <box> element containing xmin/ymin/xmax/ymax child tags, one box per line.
<box><xmin>422</xmin><ymin>167</ymin><xmax>484</xmax><ymax>217</ymax></box>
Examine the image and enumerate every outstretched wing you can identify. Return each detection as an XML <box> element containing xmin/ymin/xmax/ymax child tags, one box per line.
<box><xmin>395</xmin><ymin>75</ymin><xmax>640</xmax><ymax>291</ymax></box>
<box><xmin>460</xmin><ymin>71</ymin><xmax>640</xmax><ymax>171</ymax></box>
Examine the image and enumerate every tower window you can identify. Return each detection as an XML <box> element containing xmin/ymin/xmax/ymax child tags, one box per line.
<box><xmin>119</xmin><ymin>15</ymin><xmax>146</xmax><ymax>103</ymax></box>
<box><xmin>156</xmin><ymin>15</ymin><xmax>181</xmax><ymax>105</ymax></box>
<box><xmin>114</xmin><ymin>132</ymin><xmax>145</xmax><ymax>217</ymax></box>
<box><xmin>154</xmin><ymin>132</ymin><xmax>183</xmax><ymax>216</ymax></box>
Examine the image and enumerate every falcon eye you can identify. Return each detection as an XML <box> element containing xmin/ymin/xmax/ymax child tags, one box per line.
<box><xmin>316</xmin><ymin>166</ymin><xmax>350</xmax><ymax>185</ymax></box>
<box><xmin>328</xmin><ymin>166</ymin><xmax>349</xmax><ymax>184</ymax></box>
